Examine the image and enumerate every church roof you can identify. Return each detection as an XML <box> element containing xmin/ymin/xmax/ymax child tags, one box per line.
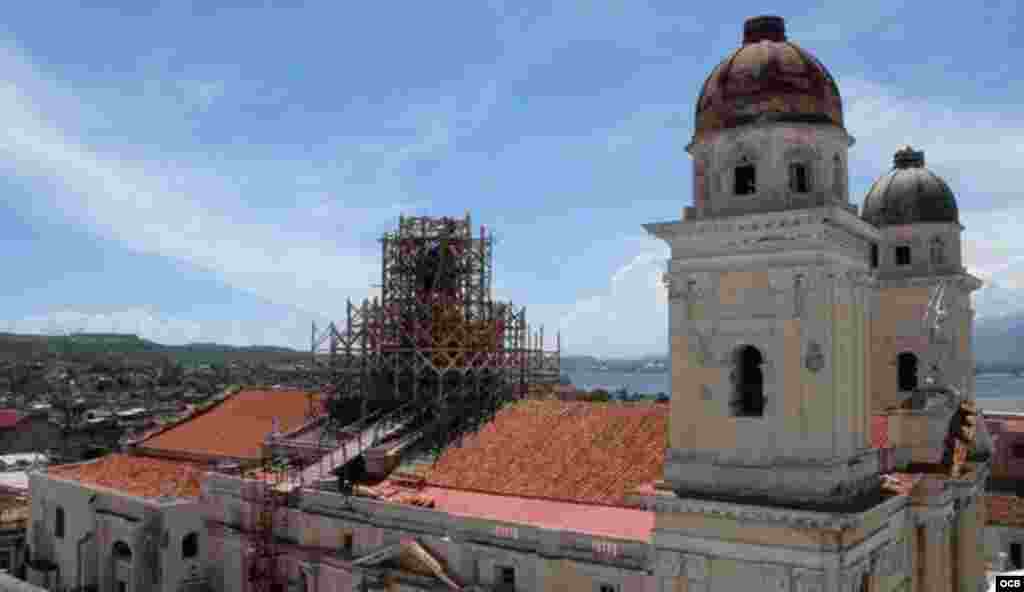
<box><xmin>414</xmin><ymin>399</ymin><xmax>668</xmax><ymax>506</ymax></box>
<box><xmin>693</xmin><ymin>16</ymin><xmax>844</xmax><ymax>144</ymax></box>
<box><xmin>861</xmin><ymin>146</ymin><xmax>959</xmax><ymax>226</ymax></box>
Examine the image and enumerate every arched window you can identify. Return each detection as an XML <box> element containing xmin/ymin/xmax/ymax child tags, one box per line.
<box><xmin>731</xmin><ymin>346</ymin><xmax>765</xmax><ymax>417</ymax></box>
<box><xmin>182</xmin><ymin>532</ymin><xmax>198</xmax><ymax>559</ymax></box>
<box><xmin>870</xmin><ymin>244</ymin><xmax>879</xmax><ymax>268</ymax></box>
<box><xmin>789</xmin><ymin>162</ymin><xmax>811</xmax><ymax>193</ymax></box>
<box><xmin>897</xmin><ymin>352</ymin><xmax>919</xmax><ymax>392</ymax></box>
<box><xmin>113</xmin><ymin>541</ymin><xmax>132</xmax><ymax>561</ymax></box>
<box><xmin>930</xmin><ymin>237</ymin><xmax>946</xmax><ymax>265</ymax></box>
<box><xmin>734</xmin><ymin>157</ymin><xmax>756</xmax><ymax>195</ymax></box>
<box><xmin>55</xmin><ymin>506</ymin><xmax>65</xmax><ymax>539</ymax></box>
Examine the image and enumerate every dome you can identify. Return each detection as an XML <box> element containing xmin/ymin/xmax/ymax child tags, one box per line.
<box><xmin>693</xmin><ymin>16</ymin><xmax>844</xmax><ymax>144</ymax></box>
<box><xmin>861</xmin><ymin>146</ymin><xmax>959</xmax><ymax>227</ymax></box>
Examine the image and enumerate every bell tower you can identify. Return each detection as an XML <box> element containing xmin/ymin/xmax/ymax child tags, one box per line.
<box><xmin>645</xmin><ymin>15</ymin><xmax>883</xmax><ymax>506</ymax></box>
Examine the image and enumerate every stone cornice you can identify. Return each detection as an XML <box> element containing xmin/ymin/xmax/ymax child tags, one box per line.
<box><xmin>633</xmin><ymin>491</ymin><xmax>906</xmax><ymax>531</ymax></box>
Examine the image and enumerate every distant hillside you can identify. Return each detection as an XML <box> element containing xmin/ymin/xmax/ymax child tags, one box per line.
<box><xmin>0</xmin><ymin>332</ymin><xmax>305</xmax><ymax>365</ymax></box>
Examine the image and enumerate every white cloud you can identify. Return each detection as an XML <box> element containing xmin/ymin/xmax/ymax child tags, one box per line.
<box><xmin>0</xmin><ymin>42</ymin><xmax>471</xmax><ymax>322</ymax></box>
<box><xmin>556</xmin><ymin>237</ymin><xmax>669</xmax><ymax>357</ymax></box>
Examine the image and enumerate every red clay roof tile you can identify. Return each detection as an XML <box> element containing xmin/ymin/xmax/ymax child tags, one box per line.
<box><xmin>48</xmin><ymin>454</ymin><xmax>206</xmax><ymax>499</ymax></box>
<box><xmin>872</xmin><ymin>415</ymin><xmax>889</xmax><ymax>449</ymax></box>
<box><xmin>987</xmin><ymin>494</ymin><xmax>1024</xmax><ymax>527</ymax></box>
<box><xmin>420</xmin><ymin>400</ymin><xmax>668</xmax><ymax>506</ymax></box>
<box><xmin>137</xmin><ymin>389</ymin><xmax>319</xmax><ymax>460</ymax></box>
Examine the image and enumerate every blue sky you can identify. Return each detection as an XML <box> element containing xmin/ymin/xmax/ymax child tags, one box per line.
<box><xmin>2</xmin><ymin>0</ymin><xmax>1023</xmax><ymax>357</ymax></box>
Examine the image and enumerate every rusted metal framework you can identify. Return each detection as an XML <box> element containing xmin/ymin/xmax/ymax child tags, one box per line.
<box><xmin>307</xmin><ymin>214</ymin><xmax>560</xmax><ymax>473</ymax></box>
<box><xmin>245</xmin><ymin>448</ymin><xmax>300</xmax><ymax>592</ymax></box>
<box><xmin>249</xmin><ymin>214</ymin><xmax>559</xmax><ymax>592</ymax></box>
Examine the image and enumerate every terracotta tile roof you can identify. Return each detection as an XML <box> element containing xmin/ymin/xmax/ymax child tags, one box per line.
<box><xmin>872</xmin><ymin>415</ymin><xmax>889</xmax><ymax>448</ymax></box>
<box><xmin>0</xmin><ymin>410</ymin><xmax>23</xmax><ymax>429</ymax></box>
<box><xmin>986</xmin><ymin>415</ymin><xmax>1024</xmax><ymax>434</ymax></box>
<box><xmin>48</xmin><ymin>453</ymin><xmax>206</xmax><ymax>499</ymax></box>
<box><xmin>360</xmin><ymin>479</ymin><xmax>653</xmax><ymax>540</ymax></box>
<box><xmin>987</xmin><ymin>494</ymin><xmax>1024</xmax><ymax>527</ymax></box>
<box><xmin>419</xmin><ymin>400</ymin><xmax>668</xmax><ymax>506</ymax></box>
<box><xmin>137</xmin><ymin>389</ymin><xmax>319</xmax><ymax>461</ymax></box>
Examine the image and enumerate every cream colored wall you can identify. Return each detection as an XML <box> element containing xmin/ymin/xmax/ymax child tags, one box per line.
<box><xmin>871</xmin><ymin>286</ymin><xmax>931</xmax><ymax>411</ymax></box>
<box><xmin>670</xmin><ymin>274</ymin><xmax>869</xmax><ymax>459</ymax></box>
<box><xmin>654</xmin><ymin>509</ymin><xmax>883</xmax><ymax>550</ymax></box>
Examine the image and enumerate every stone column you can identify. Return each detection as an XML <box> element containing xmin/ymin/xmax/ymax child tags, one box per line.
<box><xmin>922</xmin><ymin>516</ymin><xmax>954</xmax><ymax>592</ymax></box>
<box><xmin>956</xmin><ymin>497</ymin><xmax>983</xmax><ymax>592</ymax></box>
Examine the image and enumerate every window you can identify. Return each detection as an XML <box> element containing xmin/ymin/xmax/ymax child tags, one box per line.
<box><xmin>113</xmin><ymin>541</ymin><xmax>132</xmax><ymax>562</ymax></box>
<box><xmin>55</xmin><ymin>506</ymin><xmax>65</xmax><ymax>539</ymax></box>
<box><xmin>895</xmin><ymin>246</ymin><xmax>911</xmax><ymax>266</ymax></box>
<box><xmin>897</xmin><ymin>352</ymin><xmax>919</xmax><ymax>392</ymax></box>
<box><xmin>599</xmin><ymin>585</ymin><xmax>619</xmax><ymax>592</ymax></box>
<box><xmin>0</xmin><ymin>550</ymin><xmax>10</xmax><ymax>571</ymax></box>
<box><xmin>343</xmin><ymin>532</ymin><xmax>353</xmax><ymax>554</ymax></box>
<box><xmin>734</xmin><ymin>163</ymin><xmax>756</xmax><ymax>195</ymax></box>
<box><xmin>930</xmin><ymin>238</ymin><xmax>946</xmax><ymax>265</ymax></box>
<box><xmin>731</xmin><ymin>346</ymin><xmax>765</xmax><ymax>417</ymax></box>
<box><xmin>870</xmin><ymin>244</ymin><xmax>879</xmax><ymax>268</ymax></box>
<box><xmin>496</xmin><ymin>566</ymin><xmax>515</xmax><ymax>590</ymax></box>
<box><xmin>789</xmin><ymin>162</ymin><xmax>810</xmax><ymax>193</ymax></box>
<box><xmin>181</xmin><ymin>532</ymin><xmax>198</xmax><ymax>559</ymax></box>
<box><xmin>117</xmin><ymin>582</ymin><xmax>127</xmax><ymax>592</ymax></box>
<box><xmin>1012</xmin><ymin>543</ymin><xmax>1023</xmax><ymax>569</ymax></box>
<box><xmin>1012</xmin><ymin>444</ymin><xmax>1024</xmax><ymax>459</ymax></box>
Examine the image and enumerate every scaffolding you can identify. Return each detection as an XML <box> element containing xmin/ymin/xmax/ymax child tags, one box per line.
<box><xmin>250</xmin><ymin>214</ymin><xmax>559</xmax><ymax>592</ymax></box>
<box><xmin>306</xmin><ymin>213</ymin><xmax>560</xmax><ymax>482</ymax></box>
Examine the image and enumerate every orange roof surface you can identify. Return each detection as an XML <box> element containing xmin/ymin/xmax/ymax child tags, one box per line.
<box><xmin>987</xmin><ymin>494</ymin><xmax>1024</xmax><ymax>527</ymax></box>
<box><xmin>48</xmin><ymin>454</ymin><xmax>205</xmax><ymax>499</ymax></box>
<box><xmin>419</xmin><ymin>400</ymin><xmax>668</xmax><ymax>506</ymax></box>
<box><xmin>138</xmin><ymin>389</ymin><xmax>319</xmax><ymax>460</ymax></box>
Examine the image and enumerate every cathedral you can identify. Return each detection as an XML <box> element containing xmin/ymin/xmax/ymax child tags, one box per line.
<box><xmin>25</xmin><ymin>14</ymin><xmax>995</xmax><ymax>592</ymax></box>
<box><xmin>644</xmin><ymin>14</ymin><xmax>990</xmax><ymax>592</ymax></box>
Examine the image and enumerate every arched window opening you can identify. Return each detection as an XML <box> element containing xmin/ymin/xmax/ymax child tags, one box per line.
<box><xmin>895</xmin><ymin>246</ymin><xmax>911</xmax><ymax>266</ymax></box>
<box><xmin>789</xmin><ymin>162</ymin><xmax>810</xmax><ymax>193</ymax></box>
<box><xmin>731</xmin><ymin>346</ymin><xmax>765</xmax><ymax>417</ymax></box>
<box><xmin>897</xmin><ymin>352</ymin><xmax>919</xmax><ymax>392</ymax></box>
<box><xmin>54</xmin><ymin>506</ymin><xmax>65</xmax><ymax>539</ymax></box>
<box><xmin>870</xmin><ymin>244</ymin><xmax>879</xmax><ymax>268</ymax></box>
<box><xmin>113</xmin><ymin>541</ymin><xmax>132</xmax><ymax>561</ymax></box>
<box><xmin>930</xmin><ymin>237</ymin><xmax>946</xmax><ymax>265</ymax></box>
<box><xmin>181</xmin><ymin>532</ymin><xmax>198</xmax><ymax>559</ymax></box>
<box><xmin>734</xmin><ymin>158</ymin><xmax>756</xmax><ymax>195</ymax></box>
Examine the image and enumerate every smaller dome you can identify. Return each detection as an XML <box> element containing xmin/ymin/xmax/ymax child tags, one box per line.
<box><xmin>861</xmin><ymin>146</ymin><xmax>958</xmax><ymax>227</ymax></box>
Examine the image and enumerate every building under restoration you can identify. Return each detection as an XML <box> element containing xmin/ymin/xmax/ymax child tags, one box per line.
<box><xmin>22</xmin><ymin>15</ymin><xmax>1009</xmax><ymax>592</ymax></box>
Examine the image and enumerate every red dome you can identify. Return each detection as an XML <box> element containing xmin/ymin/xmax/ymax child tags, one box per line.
<box><xmin>693</xmin><ymin>16</ymin><xmax>844</xmax><ymax>144</ymax></box>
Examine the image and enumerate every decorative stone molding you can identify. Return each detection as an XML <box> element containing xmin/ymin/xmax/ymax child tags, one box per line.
<box><xmin>683</xmin><ymin>554</ymin><xmax>708</xmax><ymax>581</ymax></box>
<box><xmin>792</xmin><ymin>568</ymin><xmax>826</xmax><ymax>592</ymax></box>
<box><xmin>762</xmin><ymin>564</ymin><xmax>791</xmax><ymax>591</ymax></box>
<box><xmin>653</xmin><ymin>549</ymin><xmax>683</xmax><ymax>577</ymax></box>
<box><xmin>639</xmin><ymin>486</ymin><xmax>907</xmax><ymax>530</ymax></box>
<box><xmin>805</xmin><ymin>341</ymin><xmax>825</xmax><ymax>373</ymax></box>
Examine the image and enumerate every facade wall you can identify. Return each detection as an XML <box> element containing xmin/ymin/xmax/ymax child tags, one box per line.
<box><xmin>26</xmin><ymin>472</ymin><xmax>202</xmax><ymax>592</ymax></box>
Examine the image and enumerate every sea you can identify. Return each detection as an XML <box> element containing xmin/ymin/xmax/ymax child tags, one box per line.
<box><xmin>564</xmin><ymin>370</ymin><xmax>1024</xmax><ymax>411</ymax></box>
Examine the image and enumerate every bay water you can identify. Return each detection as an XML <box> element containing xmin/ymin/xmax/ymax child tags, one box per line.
<box><xmin>565</xmin><ymin>370</ymin><xmax>1024</xmax><ymax>410</ymax></box>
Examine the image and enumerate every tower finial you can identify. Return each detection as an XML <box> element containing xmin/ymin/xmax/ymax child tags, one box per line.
<box><xmin>894</xmin><ymin>145</ymin><xmax>925</xmax><ymax>168</ymax></box>
<box><xmin>743</xmin><ymin>16</ymin><xmax>786</xmax><ymax>44</ymax></box>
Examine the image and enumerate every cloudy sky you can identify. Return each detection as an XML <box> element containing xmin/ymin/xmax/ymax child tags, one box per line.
<box><xmin>2</xmin><ymin>1</ymin><xmax>1022</xmax><ymax>357</ymax></box>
